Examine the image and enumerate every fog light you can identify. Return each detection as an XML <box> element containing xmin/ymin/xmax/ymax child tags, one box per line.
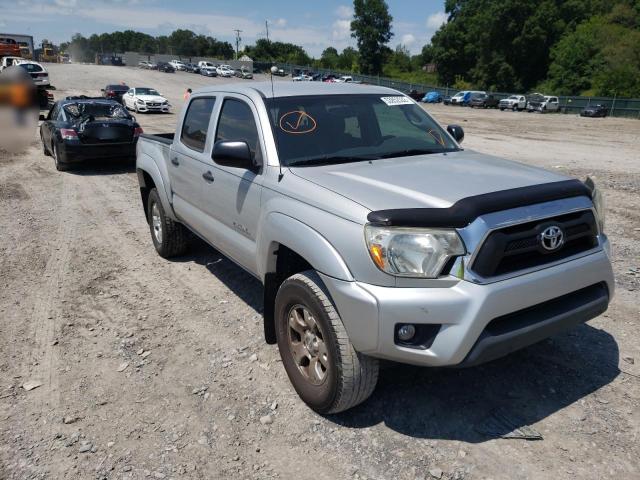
<box><xmin>397</xmin><ymin>324</ymin><xmax>416</xmax><ymax>341</ymax></box>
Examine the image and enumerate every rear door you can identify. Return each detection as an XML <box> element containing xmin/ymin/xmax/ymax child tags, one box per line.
<box><xmin>168</xmin><ymin>96</ymin><xmax>217</xmax><ymax>231</ymax></box>
<box><xmin>197</xmin><ymin>95</ymin><xmax>266</xmax><ymax>273</ymax></box>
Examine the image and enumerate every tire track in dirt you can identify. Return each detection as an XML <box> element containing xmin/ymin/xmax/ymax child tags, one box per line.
<box><xmin>27</xmin><ymin>172</ymin><xmax>77</xmax><ymax>417</ymax></box>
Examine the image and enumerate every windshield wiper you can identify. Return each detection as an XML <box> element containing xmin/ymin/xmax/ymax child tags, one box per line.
<box><xmin>378</xmin><ymin>148</ymin><xmax>451</xmax><ymax>159</ymax></box>
<box><xmin>288</xmin><ymin>155</ymin><xmax>376</xmax><ymax>167</ymax></box>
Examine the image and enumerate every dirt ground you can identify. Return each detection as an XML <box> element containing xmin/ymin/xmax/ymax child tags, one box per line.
<box><xmin>1</xmin><ymin>64</ymin><xmax>639</xmax><ymax>480</ymax></box>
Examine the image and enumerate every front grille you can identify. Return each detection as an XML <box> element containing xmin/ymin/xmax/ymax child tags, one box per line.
<box><xmin>471</xmin><ymin>210</ymin><xmax>598</xmax><ymax>278</ymax></box>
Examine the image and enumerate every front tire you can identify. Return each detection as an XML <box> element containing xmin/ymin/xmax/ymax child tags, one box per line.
<box><xmin>275</xmin><ymin>271</ymin><xmax>379</xmax><ymax>414</ymax></box>
<box><xmin>147</xmin><ymin>188</ymin><xmax>189</xmax><ymax>258</ymax></box>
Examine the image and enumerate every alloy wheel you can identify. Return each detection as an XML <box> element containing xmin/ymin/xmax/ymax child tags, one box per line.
<box><xmin>287</xmin><ymin>304</ymin><xmax>329</xmax><ymax>385</ymax></box>
<box><xmin>151</xmin><ymin>202</ymin><xmax>163</xmax><ymax>244</ymax></box>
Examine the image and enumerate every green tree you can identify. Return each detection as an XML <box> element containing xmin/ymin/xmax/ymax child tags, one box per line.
<box><xmin>320</xmin><ymin>47</ymin><xmax>339</xmax><ymax>68</ymax></box>
<box><xmin>350</xmin><ymin>0</ymin><xmax>393</xmax><ymax>74</ymax></box>
<box><xmin>337</xmin><ymin>47</ymin><xmax>359</xmax><ymax>70</ymax></box>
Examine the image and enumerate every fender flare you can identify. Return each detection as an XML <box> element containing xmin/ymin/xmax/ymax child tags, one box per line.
<box><xmin>258</xmin><ymin>212</ymin><xmax>354</xmax><ymax>282</ymax></box>
<box><xmin>136</xmin><ymin>152</ymin><xmax>177</xmax><ymax>220</ymax></box>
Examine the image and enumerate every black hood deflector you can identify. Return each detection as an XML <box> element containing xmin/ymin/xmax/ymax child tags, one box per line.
<box><xmin>367</xmin><ymin>179</ymin><xmax>592</xmax><ymax>228</ymax></box>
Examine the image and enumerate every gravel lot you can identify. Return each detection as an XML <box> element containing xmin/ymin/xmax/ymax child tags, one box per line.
<box><xmin>1</xmin><ymin>64</ymin><xmax>639</xmax><ymax>480</ymax></box>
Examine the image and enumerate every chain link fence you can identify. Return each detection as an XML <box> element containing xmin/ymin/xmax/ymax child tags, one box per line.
<box><xmin>254</xmin><ymin>62</ymin><xmax>640</xmax><ymax>119</ymax></box>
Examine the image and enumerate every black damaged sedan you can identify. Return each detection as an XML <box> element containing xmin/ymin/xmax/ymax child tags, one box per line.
<box><xmin>40</xmin><ymin>97</ymin><xmax>142</xmax><ymax>171</ymax></box>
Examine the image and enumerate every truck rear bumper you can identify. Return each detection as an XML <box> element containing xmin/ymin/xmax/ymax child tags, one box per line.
<box><xmin>320</xmin><ymin>246</ymin><xmax>614</xmax><ymax>367</ymax></box>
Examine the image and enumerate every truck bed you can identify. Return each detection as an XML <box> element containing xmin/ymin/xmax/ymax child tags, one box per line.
<box><xmin>139</xmin><ymin>133</ymin><xmax>174</xmax><ymax>145</ymax></box>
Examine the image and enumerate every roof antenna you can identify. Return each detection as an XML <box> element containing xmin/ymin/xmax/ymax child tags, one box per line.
<box><xmin>270</xmin><ymin>66</ymin><xmax>284</xmax><ymax>182</ymax></box>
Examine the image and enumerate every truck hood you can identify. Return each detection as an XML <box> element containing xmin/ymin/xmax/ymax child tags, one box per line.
<box><xmin>288</xmin><ymin>150</ymin><xmax>568</xmax><ymax>212</ymax></box>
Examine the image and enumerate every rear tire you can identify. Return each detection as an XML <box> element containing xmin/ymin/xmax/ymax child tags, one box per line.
<box><xmin>147</xmin><ymin>188</ymin><xmax>189</xmax><ymax>258</ymax></box>
<box><xmin>52</xmin><ymin>144</ymin><xmax>70</xmax><ymax>171</ymax></box>
<box><xmin>41</xmin><ymin>133</ymin><xmax>51</xmax><ymax>156</ymax></box>
<box><xmin>275</xmin><ymin>270</ymin><xmax>379</xmax><ymax>414</ymax></box>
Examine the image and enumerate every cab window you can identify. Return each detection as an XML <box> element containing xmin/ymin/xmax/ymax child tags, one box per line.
<box><xmin>214</xmin><ymin>98</ymin><xmax>262</xmax><ymax>164</ymax></box>
<box><xmin>180</xmin><ymin>97</ymin><xmax>216</xmax><ymax>152</ymax></box>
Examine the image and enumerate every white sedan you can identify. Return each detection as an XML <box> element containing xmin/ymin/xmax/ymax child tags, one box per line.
<box><xmin>122</xmin><ymin>87</ymin><xmax>170</xmax><ymax>113</ymax></box>
<box><xmin>216</xmin><ymin>66</ymin><xmax>234</xmax><ymax>77</ymax></box>
<box><xmin>292</xmin><ymin>74</ymin><xmax>313</xmax><ymax>82</ymax></box>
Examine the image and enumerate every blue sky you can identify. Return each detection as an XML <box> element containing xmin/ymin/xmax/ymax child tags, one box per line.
<box><xmin>1</xmin><ymin>0</ymin><xmax>447</xmax><ymax>56</ymax></box>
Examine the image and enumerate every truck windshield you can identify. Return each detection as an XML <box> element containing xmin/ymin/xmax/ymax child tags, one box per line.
<box><xmin>265</xmin><ymin>94</ymin><xmax>459</xmax><ymax>166</ymax></box>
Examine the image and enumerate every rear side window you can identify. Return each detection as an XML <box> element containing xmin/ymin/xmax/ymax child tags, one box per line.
<box><xmin>19</xmin><ymin>63</ymin><xmax>43</xmax><ymax>73</ymax></box>
<box><xmin>214</xmin><ymin>99</ymin><xmax>262</xmax><ymax>164</ymax></box>
<box><xmin>181</xmin><ymin>97</ymin><xmax>216</xmax><ymax>152</ymax></box>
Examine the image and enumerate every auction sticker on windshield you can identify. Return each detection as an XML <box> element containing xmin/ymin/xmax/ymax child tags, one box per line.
<box><xmin>380</xmin><ymin>96</ymin><xmax>413</xmax><ymax>106</ymax></box>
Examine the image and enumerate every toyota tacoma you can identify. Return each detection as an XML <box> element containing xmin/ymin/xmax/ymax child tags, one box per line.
<box><xmin>135</xmin><ymin>82</ymin><xmax>613</xmax><ymax>413</ymax></box>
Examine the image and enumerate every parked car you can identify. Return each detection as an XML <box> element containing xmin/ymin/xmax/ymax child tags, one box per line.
<box><xmin>169</xmin><ymin>60</ymin><xmax>186</xmax><ymax>71</ymax></box>
<box><xmin>271</xmin><ymin>67</ymin><xmax>286</xmax><ymax>76</ymax></box>
<box><xmin>580</xmin><ymin>104</ymin><xmax>608</xmax><ymax>118</ymax></box>
<box><xmin>136</xmin><ymin>82</ymin><xmax>612</xmax><ymax>414</ymax></box>
<box><xmin>499</xmin><ymin>95</ymin><xmax>527</xmax><ymax>111</ymax></box>
<box><xmin>407</xmin><ymin>89</ymin><xmax>425</xmax><ymax>101</ymax></box>
<box><xmin>334</xmin><ymin>75</ymin><xmax>353</xmax><ymax>83</ymax></box>
<box><xmin>12</xmin><ymin>60</ymin><xmax>50</xmax><ymax>86</ymax></box>
<box><xmin>200</xmin><ymin>66</ymin><xmax>217</xmax><ymax>77</ymax></box>
<box><xmin>234</xmin><ymin>67</ymin><xmax>253</xmax><ymax>79</ymax></box>
<box><xmin>216</xmin><ymin>65</ymin><xmax>234</xmax><ymax>77</ymax></box>
<box><xmin>292</xmin><ymin>74</ymin><xmax>313</xmax><ymax>82</ymax></box>
<box><xmin>443</xmin><ymin>95</ymin><xmax>452</xmax><ymax>105</ymax></box>
<box><xmin>0</xmin><ymin>55</ymin><xmax>23</xmax><ymax>72</ymax></box>
<box><xmin>139</xmin><ymin>61</ymin><xmax>158</xmax><ymax>70</ymax></box>
<box><xmin>184</xmin><ymin>63</ymin><xmax>200</xmax><ymax>74</ymax></box>
<box><xmin>422</xmin><ymin>91</ymin><xmax>443</xmax><ymax>103</ymax></box>
<box><xmin>40</xmin><ymin>97</ymin><xmax>142</xmax><ymax>171</ymax></box>
<box><xmin>156</xmin><ymin>62</ymin><xmax>175</xmax><ymax>73</ymax></box>
<box><xmin>449</xmin><ymin>91</ymin><xmax>467</xmax><ymax>105</ymax></box>
<box><xmin>122</xmin><ymin>87</ymin><xmax>170</xmax><ymax>113</ymax></box>
<box><xmin>198</xmin><ymin>61</ymin><xmax>216</xmax><ymax>70</ymax></box>
<box><xmin>322</xmin><ymin>74</ymin><xmax>338</xmax><ymax>82</ymax></box>
<box><xmin>528</xmin><ymin>95</ymin><xmax>560</xmax><ymax>113</ymax></box>
<box><xmin>469</xmin><ymin>93</ymin><xmax>499</xmax><ymax>109</ymax></box>
<box><xmin>101</xmin><ymin>84</ymin><xmax>130</xmax><ymax>103</ymax></box>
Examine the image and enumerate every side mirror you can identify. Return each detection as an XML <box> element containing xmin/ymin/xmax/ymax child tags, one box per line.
<box><xmin>447</xmin><ymin>124</ymin><xmax>464</xmax><ymax>143</ymax></box>
<box><xmin>213</xmin><ymin>140</ymin><xmax>260</xmax><ymax>170</ymax></box>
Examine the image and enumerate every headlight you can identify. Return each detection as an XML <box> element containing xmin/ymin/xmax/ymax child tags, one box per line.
<box><xmin>364</xmin><ymin>225</ymin><xmax>465</xmax><ymax>278</ymax></box>
<box><xmin>585</xmin><ymin>177</ymin><xmax>605</xmax><ymax>232</ymax></box>
<box><xmin>136</xmin><ymin>99</ymin><xmax>144</xmax><ymax>104</ymax></box>
<box><xmin>163</xmin><ymin>100</ymin><xmax>168</xmax><ymax>105</ymax></box>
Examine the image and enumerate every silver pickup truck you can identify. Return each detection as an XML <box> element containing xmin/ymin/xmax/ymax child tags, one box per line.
<box><xmin>136</xmin><ymin>82</ymin><xmax>613</xmax><ymax>413</ymax></box>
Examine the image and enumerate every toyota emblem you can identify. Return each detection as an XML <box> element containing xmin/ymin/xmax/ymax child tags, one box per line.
<box><xmin>540</xmin><ymin>225</ymin><xmax>564</xmax><ymax>251</ymax></box>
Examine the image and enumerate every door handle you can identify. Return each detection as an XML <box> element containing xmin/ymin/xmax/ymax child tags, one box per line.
<box><xmin>202</xmin><ymin>171</ymin><xmax>214</xmax><ymax>182</ymax></box>
<box><xmin>171</xmin><ymin>157</ymin><xmax>179</xmax><ymax>166</ymax></box>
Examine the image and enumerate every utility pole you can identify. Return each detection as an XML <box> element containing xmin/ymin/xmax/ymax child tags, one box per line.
<box><xmin>233</xmin><ymin>29</ymin><xmax>242</xmax><ymax>60</ymax></box>
<box><xmin>265</xmin><ymin>20</ymin><xmax>270</xmax><ymax>42</ymax></box>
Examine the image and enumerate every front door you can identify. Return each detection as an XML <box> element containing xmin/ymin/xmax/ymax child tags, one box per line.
<box><xmin>197</xmin><ymin>95</ymin><xmax>265</xmax><ymax>274</ymax></box>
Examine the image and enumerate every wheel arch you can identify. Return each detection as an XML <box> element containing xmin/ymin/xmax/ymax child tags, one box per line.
<box><xmin>258</xmin><ymin>213</ymin><xmax>354</xmax><ymax>344</ymax></box>
<box><xmin>136</xmin><ymin>153</ymin><xmax>176</xmax><ymax>221</ymax></box>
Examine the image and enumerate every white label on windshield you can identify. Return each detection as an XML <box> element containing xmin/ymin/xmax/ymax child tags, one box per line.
<box><xmin>380</xmin><ymin>96</ymin><xmax>413</xmax><ymax>106</ymax></box>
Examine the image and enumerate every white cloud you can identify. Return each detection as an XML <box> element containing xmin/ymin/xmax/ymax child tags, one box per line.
<box><xmin>335</xmin><ymin>5</ymin><xmax>352</xmax><ymax>19</ymax></box>
<box><xmin>425</xmin><ymin>11</ymin><xmax>447</xmax><ymax>39</ymax></box>
<box><xmin>332</xmin><ymin>19</ymin><xmax>351</xmax><ymax>40</ymax></box>
<box><xmin>272</xmin><ymin>18</ymin><xmax>287</xmax><ymax>28</ymax></box>
<box><xmin>401</xmin><ymin>33</ymin><xmax>416</xmax><ymax>48</ymax></box>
